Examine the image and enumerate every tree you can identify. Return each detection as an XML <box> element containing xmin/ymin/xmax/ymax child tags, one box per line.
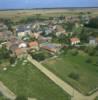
<box><xmin>62</xmin><ymin>22</ymin><xmax>74</xmax><ymax>32</ymax></box>
<box><xmin>85</xmin><ymin>17</ymin><xmax>98</xmax><ymax>28</ymax></box>
<box><xmin>9</xmin><ymin>56</ymin><xmax>16</xmax><ymax>64</ymax></box>
<box><xmin>31</xmin><ymin>53</ymin><xmax>45</xmax><ymax>61</ymax></box>
<box><xmin>0</xmin><ymin>46</ymin><xmax>10</xmax><ymax>60</ymax></box>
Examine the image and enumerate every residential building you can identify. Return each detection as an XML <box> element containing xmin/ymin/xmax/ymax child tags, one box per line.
<box><xmin>15</xmin><ymin>48</ymin><xmax>27</xmax><ymax>58</ymax></box>
<box><xmin>16</xmin><ymin>24</ymin><xmax>32</xmax><ymax>39</ymax></box>
<box><xmin>55</xmin><ymin>25</ymin><xmax>65</xmax><ymax>37</ymax></box>
<box><xmin>18</xmin><ymin>43</ymin><xmax>27</xmax><ymax>48</ymax></box>
<box><xmin>0</xmin><ymin>31</ymin><xmax>12</xmax><ymax>41</ymax></box>
<box><xmin>0</xmin><ymin>23</ymin><xmax>8</xmax><ymax>31</ymax></box>
<box><xmin>89</xmin><ymin>36</ymin><xmax>97</xmax><ymax>46</ymax></box>
<box><xmin>70</xmin><ymin>37</ymin><xmax>80</xmax><ymax>45</ymax></box>
<box><xmin>41</xmin><ymin>43</ymin><xmax>61</xmax><ymax>53</ymax></box>
<box><xmin>38</xmin><ymin>36</ymin><xmax>52</xmax><ymax>43</ymax></box>
<box><xmin>28</xmin><ymin>41</ymin><xmax>39</xmax><ymax>50</ymax></box>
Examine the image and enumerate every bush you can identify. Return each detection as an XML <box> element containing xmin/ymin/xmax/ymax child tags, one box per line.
<box><xmin>68</xmin><ymin>72</ymin><xmax>80</xmax><ymax>81</ymax></box>
<box><xmin>70</xmin><ymin>49</ymin><xmax>78</xmax><ymax>56</ymax></box>
<box><xmin>94</xmin><ymin>61</ymin><xmax>98</xmax><ymax>66</ymax></box>
<box><xmin>86</xmin><ymin>58</ymin><xmax>92</xmax><ymax>63</ymax></box>
<box><xmin>9</xmin><ymin>57</ymin><xmax>16</xmax><ymax>64</ymax></box>
<box><xmin>31</xmin><ymin>53</ymin><xmax>45</xmax><ymax>61</ymax></box>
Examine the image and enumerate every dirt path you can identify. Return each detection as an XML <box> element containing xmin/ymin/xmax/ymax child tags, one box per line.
<box><xmin>0</xmin><ymin>81</ymin><xmax>16</xmax><ymax>100</ymax></box>
<box><xmin>27</xmin><ymin>55</ymin><xmax>98</xmax><ymax>100</ymax></box>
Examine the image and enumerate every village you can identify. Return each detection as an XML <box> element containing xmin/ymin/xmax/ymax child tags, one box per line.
<box><xmin>0</xmin><ymin>11</ymin><xmax>98</xmax><ymax>100</ymax></box>
<box><xmin>0</xmin><ymin>13</ymin><xmax>98</xmax><ymax>60</ymax></box>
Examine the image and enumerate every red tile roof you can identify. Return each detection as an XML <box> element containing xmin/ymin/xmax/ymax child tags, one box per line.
<box><xmin>28</xmin><ymin>41</ymin><xmax>38</xmax><ymax>47</ymax></box>
<box><xmin>15</xmin><ymin>48</ymin><xmax>27</xmax><ymax>56</ymax></box>
<box><xmin>70</xmin><ymin>37</ymin><xmax>80</xmax><ymax>42</ymax></box>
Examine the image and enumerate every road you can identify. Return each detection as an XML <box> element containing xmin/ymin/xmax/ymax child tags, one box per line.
<box><xmin>0</xmin><ymin>81</ymin><xmax>16</xmax><ymax>100</ymax></box>
<box><xmin>27</xmin><ymin>55</ymin><xmax>98</xmax><ymax>100</ymax></box>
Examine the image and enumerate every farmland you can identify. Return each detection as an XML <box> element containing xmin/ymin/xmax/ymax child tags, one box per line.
<box><xmin>0</xmin><ymin>8</ymin><xmax>98</xmax><ymax>22</ymax></box>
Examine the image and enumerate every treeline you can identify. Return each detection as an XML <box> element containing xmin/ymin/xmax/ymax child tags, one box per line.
<box><xmin>84</xmin><ymin>17</ymin><xmax>98</xmax><ymax>28</ymax></box>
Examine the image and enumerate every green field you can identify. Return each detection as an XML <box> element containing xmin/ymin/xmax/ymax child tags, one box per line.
<box><xmin>0</xmin><ymin>59</ymin><xmax>70</xmax><ymax>100</ymax></box>
<box><xmin>95</xmin><ymin>97</ymin><xmax>98</xmax><ymax>100</ymax></box>
<box><xmin>43</xmin><ymin>51</ymin><xmax>98</xmax><ymax>95</ymax></box>
<box><xmin>95</xmin><ymin>96</ymin><xmax>98</xmax><ymax>100</ymax></box>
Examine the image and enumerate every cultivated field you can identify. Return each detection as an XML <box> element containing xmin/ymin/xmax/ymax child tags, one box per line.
<box><xmin>0</xmin><ymin>8</ymin><xmax>98</xmax><ymax>21</ymax></box>
<box><xmin>0</xmin><ymin>59</ymin><xmax>70</xmax><ymax>100</ymax></box>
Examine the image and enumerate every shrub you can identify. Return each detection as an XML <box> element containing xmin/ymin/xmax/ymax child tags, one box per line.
<box><xmin>70</xmin><ymin>49</ymin><xmax>78</xmax><ymax>56</ymax></box>
<box><xmin>68</xmin><ymin>72</ymin><xmax>80</xmax><ymax>81</ymax></box>
<box><xmin>86</xmin><ymin>58</ymin><xmax>92</xmax><ymax>63</ymax></box>
<box><xmin>32</xmin><ymin>53</ymin><xmax>45</xmax><ymax>61</ymax></box>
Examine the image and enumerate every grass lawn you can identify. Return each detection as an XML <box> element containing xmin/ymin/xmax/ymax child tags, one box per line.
<box><xmin>42</xmin><ymin>51</ymin><xmax>98</xmax><ymax>95</ymax></box>
<box><xmin>0</xmin><ymin>59</ymin><xmax>70</xmax><ymax>100</ymax></box>
<box><xmin>0</xmin><ymin>93</ymin><xmax>7</xmax><ymax>100</ymax></box>
<box><xmin>95</xmin><ymin>96</ymin><xmax>98</xmax><ymax>100</ymax></box>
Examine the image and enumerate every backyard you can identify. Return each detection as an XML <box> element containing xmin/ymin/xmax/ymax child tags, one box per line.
<box><xmin>42</xmin><ymin>51</ymin><xmax>98</xmax><ymax>95</ymax></box>
<box><xmin>0</xmin><ymin>59</ymin><xmax>70</xmax><ymax>100</ymax></box>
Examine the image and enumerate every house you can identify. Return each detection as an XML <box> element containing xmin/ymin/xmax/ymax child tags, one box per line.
<box><xmin>55</xmin><ymin>25</ymin><xmax>66</xmax><ymax>37</ymax></box>
<box><xmin>28</xmin><ymin>41</ymin><xmax>39</xmax><ymax>50</ymax></box>
<box><xmin>89</xmin><ymin>36</ymin><xmax>97</xmax><ymax>46</ymax></box>
<box><xmin>44</xmin><ymin>29</ymin><xmax>52</xmax><ymax>36</ymax></box>
<box><xmin>65</xmin><ymin>16</ymin><xmax>80</xmax><ymax>22</ymax></box>
<box><xmin>81</xmin><ymin>15</ymin><xmax>90</xmax><ymax>24</ymax></box>
<box><xmin>32</xmin><ymin>23</ymin><xmax>41</xmax><ymax>31</ymax></box>
<box><xmin>64</xmin><ymin>32</ymin><xmax>70</xmax><ymax>36</ymax></box>
<box><xmin>15</xmin><ymin>48</ymin><xmax>27</xmax><ymax>58</ymax></box>
<box><xmin>32</xmin><ymin>32</ymin><xmax>40</xmax><ymax>39</ymax></box>
<box><xmin>38</xmin><ymin>36</ymin><xmax>52</xmax><ymax>43</ymax></box>
<box><xmin>41</xmin><ymin>43</ymin><xmax>61</xmax><ymax>53</ymax></box>
<box><xmin>9</xmin><ymin>44</ymin><xmax>19</xmax><ymax>52</ymax></box>
<box><xmin>16</xmin><ymin>25</ymin><xmax>32</xmax><ymax>39</ymax></box>
<box><xmin>18</xmin><ymin>43</ymin><xmax>27</xmax><ymax>48</ymax></box>
<box><xmin>7</xmin><ymin>38</ymin><xmax>25</xmax><ymax>51</ymax></box>
<box><xmin>70</xmin><ymin>37</ymin><xmax>80</xmax><ymax>45</ymax></box>
<box><xmin>0</xmin><ymin>23</ymin><xmax>8</xmax><ymax>31</ymax></box>
<box><xmin>0</xmin><ymin>31</ymin><xmax>12</xmax><ymax>41</ymax></box>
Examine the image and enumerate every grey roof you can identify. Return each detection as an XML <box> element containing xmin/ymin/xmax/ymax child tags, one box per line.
<box><xmin>16</xmin><ymin>24</ymin><xmax>32</xmax><ymax>33</ymax></box>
